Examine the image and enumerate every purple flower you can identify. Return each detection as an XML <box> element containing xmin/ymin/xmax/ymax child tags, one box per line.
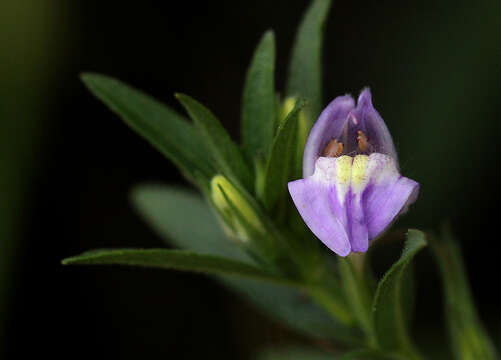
<box><xmin>288</xmin><ymin>88</ymin><xmax>419</xmax><ymax>256</ymax></box>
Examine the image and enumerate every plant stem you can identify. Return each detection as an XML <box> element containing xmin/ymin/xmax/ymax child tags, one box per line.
<box><xmin>308</xmin><ymin>283</ymin><xmax>354</xmax><ymax>326</ymax></box>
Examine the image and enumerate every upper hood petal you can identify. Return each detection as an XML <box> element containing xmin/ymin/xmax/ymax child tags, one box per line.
<box><xmin>302</xmin><ymin>95</ymin><xmax>355</xmax><ymax>177</ymax></box>
<box><xmin>347</xmin><ymin>88</ymin><xmax>398</xmax><ymax>164</ymax></box>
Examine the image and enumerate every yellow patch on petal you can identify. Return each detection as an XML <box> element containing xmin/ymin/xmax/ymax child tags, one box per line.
<box><xmin>336</xmin><ymin>155</ymin><xmax>353</xmax><ymax>185</ymax></box>
<box><xmin>334</xmin><ymin>155</ymin><xmax>352</xmax><ymax>205</ymax></box>
<box><xmin>352</xmin><ymin>155</ymin><xmax>369</xmax><ymax>193</ymax></box>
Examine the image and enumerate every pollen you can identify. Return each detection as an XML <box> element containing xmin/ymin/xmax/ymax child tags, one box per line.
<box><xmin>323</xmin><ymin>138</ymin><xmax>344</xmax><ymax>157</ymax></box>
<box><xmin>357</xmin><ymin>130</ymin><xmax>369</xmax><ymax>152</ymax></box>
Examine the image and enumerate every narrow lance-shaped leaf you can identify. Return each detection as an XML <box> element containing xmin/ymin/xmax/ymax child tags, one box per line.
<box><xmin>263</xmin><ymin>99</ymin><xmax>306</xmax><ymax>212</ymax></box>
<box><xmin>431</xmin><ymin>225</ymin><xmax>499</xmax><ymax>360</ymax></box>
<box><xmin>372</xmin><ymin>229</ymin><xmax>426</xmax><ymax>359</ymax></box>
<box><xmin>400</xmin><ymin>260</ymin><xmax>416</xmax><ymax>328</ymax></box>
<box><xmin>131</xmin><ymin>185</ymin><xmax>250</xmax><ymax>262</ymax></box>
<box><xmin>286</xmin><ymin>0</ymin><xmax>332</xmax><ymax>126</ymax></box>
<box><xmin>62</xmin><ymin>249</ymin><xmax>296</xmax><ymax>285</ymax></box>
<box><xmin>175</xmin><ymin>94</ymin><xmax>253</xmax><ymax>191</ymax></box>
<box><xmin>241</xmin><ymin>30</ymin><xmax>276</xmax><ymax>160</ymax></box>
<box><xmin>81</xmin><ymin>73</ymin><xmax>215</xmax><ymax>184</ymax></box>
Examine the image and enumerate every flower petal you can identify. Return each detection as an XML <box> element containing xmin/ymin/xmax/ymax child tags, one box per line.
<box><xmin>361</xmin><ymin>153</ymin><xmax>419</xmax><ymax>238</ymax></box>
<box><xmin>346</xmin><ymin>88</ymin><xmax>398</xmax><ymax>163</ymax></box>
<box><xmin>288</xmin><ymin>177</ymin><xmax>351</xmax><ymax>257</ymax></box>
<box><xmin>302</xmin><ymin>95</ymin><xmax>355</xmax><ymax>177</ymax></box>
<box><xmin>364</xmin><ymin>177</ymin><xmax>419</xmax><ymax>239</ymax></box>
<box><xmin>347</xmin><ymin>192</ymin><xmax>369</xmax><ymax>252</ymax></box>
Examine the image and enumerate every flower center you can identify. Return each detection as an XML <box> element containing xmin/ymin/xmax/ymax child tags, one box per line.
<box><xmin>322</xmin><ymin>130</ymin><xmax>370</xmax><ymax>157</ymax></box>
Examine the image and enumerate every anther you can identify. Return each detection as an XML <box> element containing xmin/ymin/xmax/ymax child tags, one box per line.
<box><xmin>323</xmin><ymin>138</ymin><xmax>344</xmax><ymax>157</ymax></box>
<box><xmin>357</xmin><ymin>130</ymin><xmax>369</xmax><ymax>152</ymax></box>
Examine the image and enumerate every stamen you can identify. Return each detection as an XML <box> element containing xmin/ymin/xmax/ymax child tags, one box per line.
<box><xmin>323</xmin><ymin>138</ymin><xmax>344</xmax><ymax>157</ymax></box>
<box><xmin>357</xmin><ymin>130</ymin><xmax>369</xmax><ymax>152</ymax></box>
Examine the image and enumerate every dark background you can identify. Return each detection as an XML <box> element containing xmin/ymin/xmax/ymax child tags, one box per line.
<box><xmin>1</xmin><ymin>0</ymin><xmax>500</xmax><ymax>358</ymax></box>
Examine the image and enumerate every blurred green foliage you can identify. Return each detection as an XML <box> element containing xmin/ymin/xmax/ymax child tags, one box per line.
<box><xmin>0</xmin><ymin>0</ymin><xmax>64</xmax><ymax>346</ymax></box>
<box><xmin>431</xmin><ymin>225</ymin><xmax>499</xmax><ymax>360</ymax></box>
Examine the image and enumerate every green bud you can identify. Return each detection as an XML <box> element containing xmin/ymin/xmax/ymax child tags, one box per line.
<box><xmin>210</xmin><ymin>175</ymin><xmax>264</xmax><ymax>242</ymax></box>
<box><xmin>280</xmin><ymin>97</ymin><xmax>297</xmax><ymax>126</ymax></box>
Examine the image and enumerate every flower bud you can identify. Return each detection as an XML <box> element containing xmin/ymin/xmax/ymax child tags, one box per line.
<box><xmin>210</xmin><ymin>175</ymin><xmax>264</xmax><ymax>242</ymax></box>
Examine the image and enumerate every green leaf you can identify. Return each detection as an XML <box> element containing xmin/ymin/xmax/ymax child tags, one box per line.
<box><xmin>241</xmin><ymin>30</ymin><xmax>276</xmax><ymax>160</ymax></box>
<box><xmin>286</xmin><ymin>0</ymin><xmax>331</xmax><ymax>126</ymax></box>
<box><xmin>372</xmin><ymin>229</ymin><xmax>427</xmax><ymax>359</ymax></box>
<box><xmin>80</xmin><ymin>73</ymin><xmax>215</xmax><ymax>184</ymax></box>
<box><xmin>175</xmin><ymin>93</ymin><xmax>253</xmax><ymax>190</ymax></box>
<box><xmin>62</xmin><ymin>248</ymin><xmax>293</xmax><ymax>284</ymax></box>
<box><xmin>400</xmin><ymin>260</ymin><xmax>416</xmax><ymax>328</ymax></box>
<box><xmin>262</xmin><ymin>99</ymin><xmax>305</xmax><ymax>212</ymax></box>
<box><xmin>131</xmin><ymin>185</ymin><xmax>250</xmax><ymax>262</ymax></box>
<box><xmin>430</xmin><ymin>225</ymin><xmax>499</xmax><ymax>360</ymax></box>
